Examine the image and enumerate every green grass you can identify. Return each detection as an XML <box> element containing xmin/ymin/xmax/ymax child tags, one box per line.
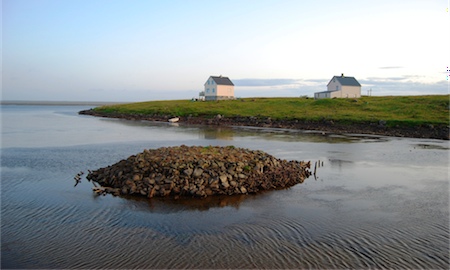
<box><xmin>94</xmin><ymin>95</ymin><xmax>449</xmax><ymax>127</ymax></box>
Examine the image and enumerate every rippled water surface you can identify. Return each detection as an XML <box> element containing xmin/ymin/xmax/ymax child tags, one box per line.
<box><xmin>1</xmin><ymin>105</ymin><xmax>449</xmax><ymax>269</ymax></box>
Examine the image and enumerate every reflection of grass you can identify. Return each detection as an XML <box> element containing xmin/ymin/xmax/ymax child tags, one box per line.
<box><xmin>94</xmin><ymin>95</ymin><xmax>449</xmax><ymax>127</ymax></box>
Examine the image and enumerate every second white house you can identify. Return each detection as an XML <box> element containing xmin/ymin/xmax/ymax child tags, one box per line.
<box><xmin>315</xmin><ymin>74</ymin><xmax>361</xmax><ymax>99</ymax></box>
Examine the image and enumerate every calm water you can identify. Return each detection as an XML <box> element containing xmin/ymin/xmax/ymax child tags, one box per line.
<box><xmin>1</xmin><ymin>105</ymin><xmax>449</xmax><ymax>269</ymax></box>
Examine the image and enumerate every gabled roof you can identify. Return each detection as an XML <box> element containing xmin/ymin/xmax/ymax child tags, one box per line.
<box><xmin>328</xmin><ymin>75</ymin><xmax>361</xmax><ymax>87</ymax></box>
<box><xmin>211</xmin><ymin>76</ymin><xmax>234</xmax><ymax>86</ymax></box>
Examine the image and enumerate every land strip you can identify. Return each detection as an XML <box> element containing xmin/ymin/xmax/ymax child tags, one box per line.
<box><xmin>1</xmin><ymin>100</ymin><xmax>126</xmax><ymax>106</ymax></box>
<box><xmin>79</xmin><ymin>96</ymin><xmax>450</xmax><ymax>140</ymax></box>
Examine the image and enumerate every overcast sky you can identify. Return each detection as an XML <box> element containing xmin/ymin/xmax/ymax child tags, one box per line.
<box><xmin>2</xmin><ymin>0</ymin><xmax>449</xmax><ymax>102</ymax></box>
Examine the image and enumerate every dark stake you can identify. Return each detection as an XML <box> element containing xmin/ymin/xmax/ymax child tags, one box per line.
<box><xmin>313</xmin><ymin>161</ymin><xmax>317</xmax><ymax>177</ymax></box>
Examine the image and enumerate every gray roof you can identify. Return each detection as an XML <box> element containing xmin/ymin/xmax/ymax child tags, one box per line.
<box><xmin>329</xmin><ymin>75</ymin><xmax>361</xmax><ymax>86</ymax></box>
<box><xmin>211</xmin><ymin>76</ymin><xmax>234</xmax><ymax>86</ymax></box>
<box><xmin>315</xmin><ymin>90</ymin><xmax>335</xmax><ymax>94</ymax></box>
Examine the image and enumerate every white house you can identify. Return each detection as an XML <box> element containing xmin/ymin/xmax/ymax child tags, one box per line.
<box><xmin>314</xmin><ymin>74</ymin><xmax>361</xmax><ymax>99</ymax></box>
<box><xmin>203</xmin><ymin>75</ymin><xmax>235</xmax><ymax>101</ymax></box>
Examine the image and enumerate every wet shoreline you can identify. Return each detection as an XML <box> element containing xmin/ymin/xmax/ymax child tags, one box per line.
<box><xmin>79</xmin><ymin>109</ymin><xmax>449</xmax><ymax>140</ymax></box>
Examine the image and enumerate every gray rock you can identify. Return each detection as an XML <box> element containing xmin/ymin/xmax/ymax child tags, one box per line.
<box><xmin>183</xmin><ymin>168</ymin><xmax>193</xmax><ymax>176</ymax></box>
<box><xmin>219</xmin><ymin>175</ymin><xmax>228</xmax><ymax>183</ymax></box>
<box><xmin>193</xmin><ymin>168</ymin><xmax>203</xmax><ymax>178</ymax></box>
<box><xmin>221</xmin><ymin>181</ymin><xmax>230</xmax><ymax>188</ymax></box>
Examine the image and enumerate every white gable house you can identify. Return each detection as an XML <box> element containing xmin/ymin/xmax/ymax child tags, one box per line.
<box><xmin>315</xmin><ymin>74</ymin><xmax>361</xmax><ymax>99</ymax></box>
<box><xmin>204</xmin><ymin>75</ymin><xmax>235</xmax><ymax>101</ymax></box>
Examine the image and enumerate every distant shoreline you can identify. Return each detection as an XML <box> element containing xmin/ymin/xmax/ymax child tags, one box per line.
<box><xmin>0</xmin><ymin>100</ymin><xmax>127</xmax><ymax>106</ymax></box>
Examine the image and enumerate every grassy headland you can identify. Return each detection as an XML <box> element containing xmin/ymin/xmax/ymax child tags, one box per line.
<box><xmin>93</xmin><ymin>95</ymin><xmax>449</xmax><ymax>126</ymax></box>
<box><xmin>82</xmin><ymin>95</ymin><xmax>449</xmax><ymax>139</ymax></box>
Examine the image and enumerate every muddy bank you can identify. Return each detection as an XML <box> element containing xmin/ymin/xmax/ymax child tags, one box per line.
<box><xmin>86</xmin><ymin>145</ymin><xmax>311</xmax><ymax>198</ymax></box>
<box><xmin>79</xmin><ymin>109</ymin><xmax>449</xmax><ymax>140</ymax></box>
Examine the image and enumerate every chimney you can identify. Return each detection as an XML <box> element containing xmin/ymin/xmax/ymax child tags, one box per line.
<box><xmin>341</xmin><ymin>73</ymin><xmax>344</xmax><ymax>77</ymax></box>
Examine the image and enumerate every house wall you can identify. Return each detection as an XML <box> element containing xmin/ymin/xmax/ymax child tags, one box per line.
<box><xmin>329</xmin><ymin>86</ymin><xmax>361</xmax><ymax>98</ymax></box>
<box><xmin>327</xmin><ymin>78</ymin><xmax>341</xmax><ymax>91</ymax></box>
<box><xmin>204</xmin><ymin>77</ymin><xmax>216</xmax><ymax>98</ymax></box>
<box><xmin>343</xmin><ymin>86</ymin><xmax>361</xmax><ymax>98</ymax></box>
<box><xmin>216</xmin><ymin>85</ymin><xmax>234</xmax><ymax>99</ymax></box>
<box><xmin>329</xmin><ymin>90</ymin><xmax>342</xmax><ymax>98</ymax></box>
<box><xmin>314</xmin><ymin>92</ymin><xmax>331</xmax><ymax>99</ymax></box>
<box><xmin>315</xmin><ymin>87</ymin><xmax>360</xmax><ymax>99</ymax></box>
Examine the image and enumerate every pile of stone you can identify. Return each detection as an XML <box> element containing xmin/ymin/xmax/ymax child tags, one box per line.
<box><xmin>86</xmin><ymin>145</ymin><xmax>311</xmax><ymax>198</ymax></box>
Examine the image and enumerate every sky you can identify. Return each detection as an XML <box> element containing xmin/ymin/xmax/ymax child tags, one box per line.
<box><xmin>2</xmin><ymin>0</ymin><xmax>449</xmax><ymax>102</ymax></box>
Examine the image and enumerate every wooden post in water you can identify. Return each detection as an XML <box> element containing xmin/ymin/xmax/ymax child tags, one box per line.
<box><xmin>313</xmin><ymin>161</ymin><xmax>317</xmax><ymax>179</ymax></box>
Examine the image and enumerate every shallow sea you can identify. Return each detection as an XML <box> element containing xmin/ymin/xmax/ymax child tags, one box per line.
<box><xmin>1</xmin><ymin>105</ymin><xmax>449</xmax><ymax>269</ymax></box>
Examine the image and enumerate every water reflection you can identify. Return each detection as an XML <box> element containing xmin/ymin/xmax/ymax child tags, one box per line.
<box><xmin>328</xmin><ymin>158</ymin><xmax>354</xmax><ymax>168</ymax></box>
<box><xmin>95</xmin><ymin>183</ymin><xmax>309</xmax><ymax>213</ymax></box>
<box><xmin>229</xmin><ymin>126</ymin><xmax>362</xmax><ymax>143</ymax></box>
<box><xmin>414</xmin><ymin>143</ymin><xmax>449</xmax><ymax>150</ymax></box>
<box><xmin>203</xmin><ymin>127</ymin><xmax>234</xmax><ymax>140</ymax></box>
<box><xmin>118</xmin><ymin>193</ymin><xmax>253</xmax><ymax>213</ymax></box>
<box><xmin>98</xmin><ymin>118</ymin><xmax>391</xmax><ymax>144</ymax></box>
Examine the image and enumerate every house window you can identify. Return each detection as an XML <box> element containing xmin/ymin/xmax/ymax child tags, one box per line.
<box><xmin>212</xmin><ymin>89</ymin><xmax>215</xmax><ymax>93</ymax></box>
<box><xmin>336</xmin><ymin>85</ymin><xmax>339</xmax><ymax>90</ymax></box>
<box><xmin>207</xmin><ymin>81</ymin><xmax>210</xmax><ymax>85</ymax></box>
<box><xmin>206</xmin><ymin>88</ymin><xmax>210</xmax><ymax>93</ymax></box>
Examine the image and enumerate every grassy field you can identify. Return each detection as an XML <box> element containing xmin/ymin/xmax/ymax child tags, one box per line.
<box><xmin>94</xmin><ymin>95</ymin><xmax>449</xmax><ymax>127</ymax></box>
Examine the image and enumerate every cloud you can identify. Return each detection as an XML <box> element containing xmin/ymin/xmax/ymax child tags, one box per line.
<box><xmin>303</xmin><ymin>78</ymin><xmax>329</xmax><ymax>84</ymax></box>
<box><xmin>362</xmin><ymin>77</ymin><xmax>406</xmax><ymax>82</ymax></box>
<box><xmin>378</xmin><ymin>66</ymin><xmax>403</xmax><ymax>69</ymax></box>
<box><xmin>227</xmin><ymin>78</ymin><xmax>324</xmax><ymax>98</ymax></box>
<box><xmin>361</xmin><ymin>74</ymin><xmax>434</xmax><ymax>84</ymax></box>
<box><xmin>233</xmin><ymin>78</ymin><xmax>328</xmax><ymax>88</ymax></box>
<box><xmin>236</xmin><ymin>88</ymin><xmax>315</xmax><ymax>98</ymax></box>
<box><xmin>233</xmin><ymin>78</ymin><xmax>300</xmax><ymax>87</ymax></box>
<box><xmin>358</xmin><ymin>77</ymin><xmax>447</xmax><ymax>96</ymax></box>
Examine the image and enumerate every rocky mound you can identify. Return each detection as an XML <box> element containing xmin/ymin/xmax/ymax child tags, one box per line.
<box><xmin>86</xmin><ymin>145</ymin><xmax>311</xmax><ymax>198</ymax></box>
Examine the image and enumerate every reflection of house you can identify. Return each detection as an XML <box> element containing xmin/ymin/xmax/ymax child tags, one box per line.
<box><xmin>203</xmin><ymin>75</ymin><xmax>234</xmax><ymax>101</ymax></box>
<box><xmin>314</xmin><ymin>74</ymin><xmax>361</xmax><ymax>99</ymax></box>
<box><xmin>203</xmin><ymin>128</ymin><xmax>233</xmax><ymax>140</ymax></box>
